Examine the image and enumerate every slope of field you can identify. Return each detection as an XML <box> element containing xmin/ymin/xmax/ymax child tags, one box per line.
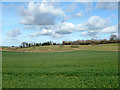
<box><xmin>2</xmin><ymin>50</ymin><xmax>118</xmax><ymax>88</ymax></box>
<box><xmin>2</xmin><ymin>43</ymin><xmax>118</xmax><ymax>52</ymax></box>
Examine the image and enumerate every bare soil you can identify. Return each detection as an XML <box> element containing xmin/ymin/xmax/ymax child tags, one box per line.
<box><xmin>2</xmin><ymin>48</ymin><xmax>120</xmax><ymax>52</ymax></box>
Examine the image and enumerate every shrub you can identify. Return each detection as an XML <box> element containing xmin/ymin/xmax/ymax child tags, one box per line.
<box><xmin>70</xmin><ymin>45</ymin><xmax>78</xmax><ymax>48</ymax></box>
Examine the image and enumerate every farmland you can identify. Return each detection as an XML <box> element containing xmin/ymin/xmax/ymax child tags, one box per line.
<box><xmin>2</xmin><ymin>43</ymin><xmax>118</xmax><ymax>52</ymax></box>
<box><xmin>2</xmin><ymin>44</ymin><xmax>118</xmax><ymax>88</ymax></box>
<box><xmin>2</xmin><ymin>0</ymin><xmax>119</xmax><ymax>88</ymax></box>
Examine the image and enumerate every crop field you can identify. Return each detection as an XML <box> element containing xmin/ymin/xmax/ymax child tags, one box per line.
<box><xmin>2</xmin><ymin>48</ymin><xmax>118</xmax><ymax>88</ymax></box>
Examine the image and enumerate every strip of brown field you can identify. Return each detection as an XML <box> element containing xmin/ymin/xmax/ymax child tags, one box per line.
<box><xmin>2</xmin><ymin>48</ymin><xmax>120</xmax><ymax>52</ymax></box>
<box><xmin>0</xmin><ymin>48</ymin><xmax>2</xmax><ymax>51</ymax></box>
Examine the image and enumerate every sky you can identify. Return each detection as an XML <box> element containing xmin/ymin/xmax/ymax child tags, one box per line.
<box><xmin>1</xmin><ymin>1</ymin><xmax>118</xmax><ymax>46</ymax></box>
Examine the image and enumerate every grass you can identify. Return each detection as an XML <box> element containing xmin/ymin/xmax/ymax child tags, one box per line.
<box><xmin>2</xmin><ymin>50</ymin><xmax>118</xmax><ymax>88</ymax></box>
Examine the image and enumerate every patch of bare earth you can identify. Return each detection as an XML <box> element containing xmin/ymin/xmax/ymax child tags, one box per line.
<box><xmin>2</xmin><ymin>48</ymin><xmax>120</xmax><ymax>52</ymax></box>
<box><xmin>73</xmin><ymin>48</ymin><xmax>120</xmax><ymax>51</ymax></box>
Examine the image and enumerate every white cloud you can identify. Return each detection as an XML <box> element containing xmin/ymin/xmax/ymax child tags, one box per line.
<box><xmin>100</xmin><ymin>25</ymin><xmax>118</xmax><ymax>33</ymax></box>
<box><xmin>80</xmin><ymin>16</ymin><xmax>111</xmax><ymax>37</ymax></box>
<box><xmin>7</xmin><ymin>28</ymin><xmax>21</xmax><ymax>37</ymax></box>
<box><xmin>96</xmin><ymin>2</ymin><xmax>117</xmax><ymax>10</ymax></box>
<box><xmin>40</xmin><ymin>29</ymin><xmax>53</xmax><ymax>35</ymax></box>
<box><xmin>20</xmin><ymin>2</ymin><xmax>114</xmax><ymax>39</ymax></box>
<box><xmin>29</xmin><ymin>29</ymin><xmax>63</xmax><ymax>38</ymax></box>
<box><xmin>52</xmin><ymin>33</ymin><xmax>63</xmax><ymax>38</ymax></box>
<box><xmin>74</xmin><ymin>11</ymin><xmax>84</xmax><ymax>17</ymax></box>
<box><xmin>54</xmin><ymin>22</ymin><xmax>75</xmax><ymax>34</ymax></box>
<box><xmin>29</xmin><ymin>22</ymin><xmax>74</xmax><ymax>37</ymax></box>
<box><xmin>81</xmin><ymin>24</ymin><xmax>118</xmax><ymax>37</ymax></box>
<box><xmin>81</xmin><ymin>31</ymin><xmax>99</xmax><ymax>37</ymax></box>
<box><xmin>52</xmin><ymin>22</ymin><xmax>85</xmax><ymax>34</ymax></box>
<box><xmin>74</xmin><ymin>24</ymin><xmax>86</xmax><ymax>31</ymax></box>
<box><xmin>81</xmin><ymin>32</ymin><xmax>88</xmax><ymax>36</ymax></box>
<box><xmin>85</xmin><ymin>16</ymin><xmax>109</xmax><ymax>30</ymax></box>
<box><xmin>29</xmin><ymin>29</ymin><xmax>54</xmax><ymax>37</ymax></box>
<box><xmin>20</xmin><ymin>1</ymin><xmax>66</xmax><ymax>25</ymax></box>
<box><xmin>29</xmin><ymin>16</ymin><xmax>115</xmax><ymax>38</ymax></box>
<box><xmin>55</xmin><ymin>30</ymin><xmax>72</xmax><ymax>34</ymax></box>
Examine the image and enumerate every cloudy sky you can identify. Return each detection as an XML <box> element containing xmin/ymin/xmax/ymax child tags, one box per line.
<box><xmin>2</xmin><ymin>1</ymin><xmax>118</xmax><ymax>46</ymax></box>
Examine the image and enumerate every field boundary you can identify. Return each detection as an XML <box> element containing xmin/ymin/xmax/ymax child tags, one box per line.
<box><xmin>1</xmin><ymin>49</ymin><xmax>119</xmax><ymax>53</ymax></box>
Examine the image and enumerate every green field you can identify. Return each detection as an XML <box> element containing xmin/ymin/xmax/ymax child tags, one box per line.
<box><xmin>2</xmin><ymin>50</ymin><xmax>118</xmax><ymax>88</ymax></box>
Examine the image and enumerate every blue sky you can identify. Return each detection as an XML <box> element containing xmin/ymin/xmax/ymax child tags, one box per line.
<box><xmin>2</xmin><ymin>2</ymin><xmax>118</xmax><ymax>46</ymax></box>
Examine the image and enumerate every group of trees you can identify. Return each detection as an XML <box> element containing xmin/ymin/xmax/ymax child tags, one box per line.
<box><xmin>20</xmin><ymin>35</ymin><xmax>120</xmax><ymax>48</ymax></box>
<box><xmin>20</xmin><ymin>41</ymin><xmax>53</xmax><ymax>48</ymax></box>
<box><xmin>62</xmin><ymin>39</ymin><xmax>119</xmax><ymax>45</ymax></box>
<box><xmin>62</xmin><ymin>35</ymin><xmax>119</xmax><ymax>45</ymax></box>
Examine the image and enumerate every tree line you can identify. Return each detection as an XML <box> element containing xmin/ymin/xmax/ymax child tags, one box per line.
<box><xmin>19</xmin><ymin>35</ymin><xmax>120</xmax><ymax>48</ymax></box>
